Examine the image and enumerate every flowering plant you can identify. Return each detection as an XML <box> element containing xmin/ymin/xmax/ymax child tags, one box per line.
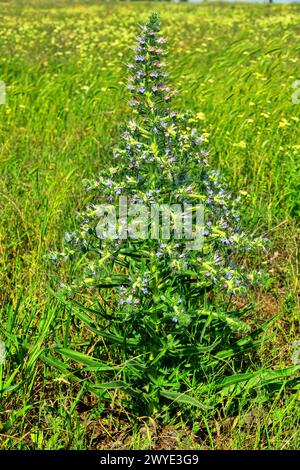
<box><xmin>49</xmin><ymin>14</ymin><xmax>274</xmax><ymax>413</ymax></box>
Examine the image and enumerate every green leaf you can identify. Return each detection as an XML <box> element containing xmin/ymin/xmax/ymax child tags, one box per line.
<box><xmin>72</xmin><ymin>309</ymin><xmax>139</xmax><ymax>346</ymax></box>
<box><xmin>160</xmin><ymin>390</ymin><xmax>211</xmax><ymax>410</ymax></box>
<box><xmin>56</xmin><ymin>348</ymin><xmax>115</xmax><ymax>371</ymax></box>
<box><xmin>91</xmin><ymin>380</ymin><xmax>143</xmax><ymax>399</ymax></box>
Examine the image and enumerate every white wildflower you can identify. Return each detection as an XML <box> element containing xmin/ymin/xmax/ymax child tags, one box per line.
<box><xmin>0</xmin><ymin>340</ymin><xmax>6</xmax><ymax>365</ymax></box>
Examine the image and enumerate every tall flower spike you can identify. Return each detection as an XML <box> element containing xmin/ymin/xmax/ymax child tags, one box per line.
<box><xmin>54</xmin><ymin>13</ymin><xmax>268</xmax><ymax>308</ymax></box>
<box><xmin>50</xmin><ymin>15</ymin><xmax>270</xmax><ymax>413</ymax></box>
<box><xmin>128</xmin><ymin>13</ymin><xmax>173</xmax><ymax>115</ymax></box>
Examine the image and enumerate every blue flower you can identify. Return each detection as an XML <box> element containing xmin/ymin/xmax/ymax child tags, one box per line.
<box><xmin>65</xmin><ymin>232</ymin><xmax>71</xmax><ymax>243</ymax></box>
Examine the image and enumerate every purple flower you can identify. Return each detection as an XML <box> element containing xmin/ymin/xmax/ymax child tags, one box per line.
<box><xmin>214</xmin><ymin>254</ymin><xmax>222</xmax><ymax>265</ymax></box>
<box><xmin>135</xmin><ymin>55</ymin><xmax>146</xmax><ymax>62</ymax></box>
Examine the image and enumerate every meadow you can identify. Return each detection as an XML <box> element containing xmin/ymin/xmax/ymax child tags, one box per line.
<box><xmin>0</xmin><ymin>0</ymin><xmax>299</xmax><ymax>449</ymax></box>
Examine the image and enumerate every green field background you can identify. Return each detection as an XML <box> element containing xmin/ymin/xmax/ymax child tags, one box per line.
<box><xmin>0</xmin><ymin>1</ymin><xmax>299</xmax><ymax>449</ymax></box>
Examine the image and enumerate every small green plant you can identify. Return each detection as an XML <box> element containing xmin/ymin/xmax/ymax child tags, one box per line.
<box><xmin>48</xmin><ymin>13</ymin><xmax>298</xmax><ymax>415</ymax></box>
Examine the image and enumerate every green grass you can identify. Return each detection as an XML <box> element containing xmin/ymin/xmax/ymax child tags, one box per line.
<box><xmin>0</xmin><ymin>0</ymin><xmax>299</xmax><ymax>449</ymax></box>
